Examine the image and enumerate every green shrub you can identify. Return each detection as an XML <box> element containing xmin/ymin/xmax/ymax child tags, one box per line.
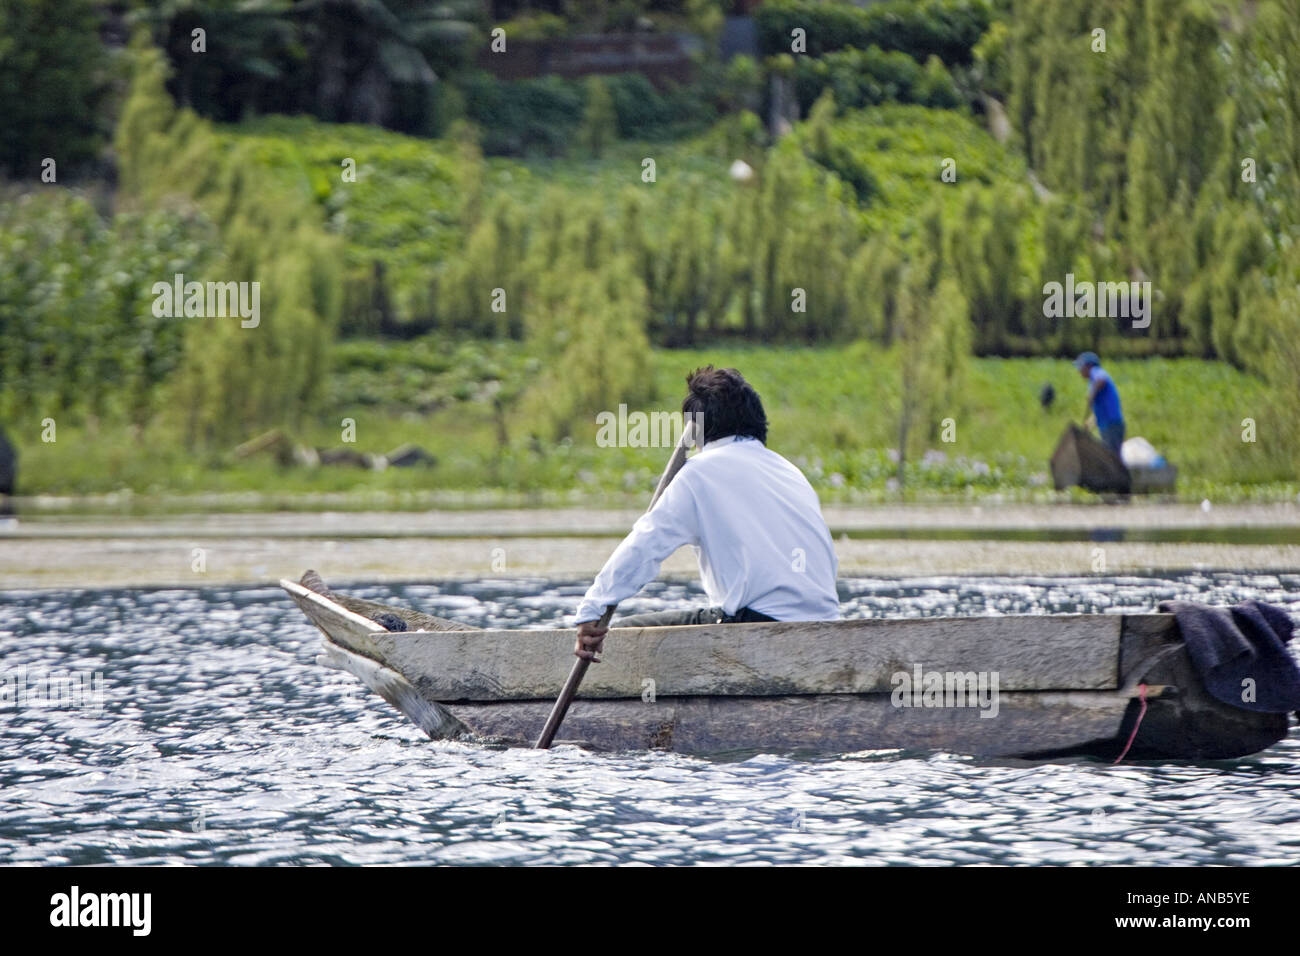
<box><xmin>757</xmin><ymin>0</ymin><xmax>993</xmax><ymax>65</ymax></box>
<box><xmin>792</xmin><ymin>45</ymin><xmax>963</xmax><ymax>114</ymax></box>
<box><xmin>0</xmin><ymin>189</ymin><xmax>220</xmax><ymax>427</ymax></box>
<box><xmin>461</xmin><ymin>72</ymin><xmax>584</xmax><ymax>156</ymax></box>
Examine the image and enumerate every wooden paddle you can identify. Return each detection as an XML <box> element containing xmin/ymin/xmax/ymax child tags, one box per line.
<box><xmin>534</xmin><ymin>418</ymin><xmax>697</xmax><ymax>749</ymax></box>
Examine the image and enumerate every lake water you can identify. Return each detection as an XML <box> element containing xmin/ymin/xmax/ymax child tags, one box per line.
<box><xmin>2</xmin><ymin>572</ymin><xmax>1298</xmax><ymax>865</ymax></box>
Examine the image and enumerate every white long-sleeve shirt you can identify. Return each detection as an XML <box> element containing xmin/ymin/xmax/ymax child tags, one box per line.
<box><xmin>574</xmin><ymin>435</ymin><xmax>840</xmax><ymax>624</ymax></box>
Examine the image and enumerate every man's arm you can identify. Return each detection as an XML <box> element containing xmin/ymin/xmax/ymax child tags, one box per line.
<box><xmin>573</xmin><ymin>475</ymin><xmax>699</xmax><ymax>660</ymax></box>
<box><xmin>1084</xmin><ymin>371</ymin><xmax>1103</xmax><ymax>426</ymax></box>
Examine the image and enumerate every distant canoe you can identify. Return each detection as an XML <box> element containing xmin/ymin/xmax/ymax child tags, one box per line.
<box><xmin>1129</xmin><ymin>460</ymin><xmax>1178</xmax><ymax>494</ymax></box>
<box><xmin>283</xmin><ymin>573</ymin><xmax>1285</xmax><ymax>760</ymax></box>
<box><xmin>1051</xmin><ymin>424</ymin><xmax>1130</xmax><ymax>493</ymax></box>
<box><xmin>1050</xmin><ymin>424</ymin><xmax>1178</xmax><ymax>495</ymax></box>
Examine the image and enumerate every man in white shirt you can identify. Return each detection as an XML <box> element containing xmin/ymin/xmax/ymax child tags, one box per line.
<box><xmin>574</xmin><ymin>366</ymin><xmax>840</xmax><ymax>662</ymax></box>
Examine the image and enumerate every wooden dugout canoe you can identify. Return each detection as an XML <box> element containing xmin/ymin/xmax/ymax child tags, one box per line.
<box><xmin>282</xmin><ymin>573</ymin><xmax>1288</xmax><ymax>760</ymax></box>
<box><xmin>1050</xmin><ymin>424</ymin><xmax>1178</xmax><ymax>495</ymax></box>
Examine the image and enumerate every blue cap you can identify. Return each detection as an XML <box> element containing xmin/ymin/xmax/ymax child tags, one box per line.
<box><xmin>1073</xmin><ymin>351</ymin><xmax>1100</xmax><ymax>370</ymax></box>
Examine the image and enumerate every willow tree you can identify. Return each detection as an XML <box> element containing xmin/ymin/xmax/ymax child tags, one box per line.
<box><xmin>894</xmin><ymin>266</ymin><xmax>971</xmax><ymax>491</ymax></box>
<box><xmin>115</xmin><ymin>37</ymin><xmax>343</xmax><ymax>446</ymax></box>
<box><xmin>436</xmin><ymin>195</ymin><xmax>528</xmax><ymax>338</ymax></box>
<box><xmin>1256</xmin><ymin>252</ymin><xmax>1300</xmax><ymax>472</ymax></box>
<box><xmin>516</xmin><ymin>256</ymin><xmax>653</xmax><ymax>443</ymax></box>
<box><xmin>846</xmin><ymin>236</ymin><xmax>904</xmax><ymax>344</ymax></box>
<box><xmin>578</xmin><ymin>76</ymin><xmax>617</xmax><ymax>159</ymax></box>
<box><xmin>942</xmin><ymin>185</ymin><xmax>1026</xmax><ymax>353</ymax></box>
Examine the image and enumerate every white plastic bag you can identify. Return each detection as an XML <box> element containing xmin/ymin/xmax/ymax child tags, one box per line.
<box><xmin>1121</xmin><ymin>436</ymin><xmax>1165</xmax><ymax>469</ymax></box>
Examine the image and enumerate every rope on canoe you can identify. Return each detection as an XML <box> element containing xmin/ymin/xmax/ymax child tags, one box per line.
<box><xmin>1113</xmin><ymin>683</ymin><xmax>1148</xmax><ymax>765</ymax></box>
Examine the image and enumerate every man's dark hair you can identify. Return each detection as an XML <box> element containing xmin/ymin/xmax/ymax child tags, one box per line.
<box><xmin>681</xmin><ymin>366</ymin><xmax>768</xmax><ymax>445</ymax></box>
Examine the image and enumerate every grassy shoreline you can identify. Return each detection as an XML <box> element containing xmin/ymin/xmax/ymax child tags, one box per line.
<box><xmin>9</xmin><ymin>344</ymin><xmax>1295</xmax><ymax>510</ymax></box>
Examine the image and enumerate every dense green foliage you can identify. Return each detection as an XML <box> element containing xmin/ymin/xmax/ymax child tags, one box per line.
<box><xmin>133</xmin><ymin>0</ymin><xmax>473</xmax><ymax>133</ymax></box>
<box><xmin>219</xmin><ymin>115</ymin><xmax>464</xmax><ymax>335</ymax></box>
<box><xmin>459</xmin><ymin>69</ymin><xmax>721</xmax><ymax>155</ymax></box>
<box><xmin>0</xmin><ymin>189</ymin><xmax>219</xmax><ymax>427</ymax></box>
<box><xmin>219</xmin><ymin>96</ymin><xmax>1027</xmax><ymax>357</ymax></box>
<box><xmin>0</xmin><ymin>0</ymin><xmax>108</xmax><ymax>178</ymax></box>
<box><xmin>114</xmin><ymin>38</ymin><xmax>342</xmax><ymax>445</ymax></box>
<box><xmin>998</xmin><ymin>0</ymin><xmax>1300</xmax><ymax>460</ymax></box>
<box><xmin>133</xmin><ymin>0</ymin><xmax>729</xmax><ymax>149</ymax></box>
<box><xmin>757</xmin><ymin>0</ymin><xmax>992</xmax><ymax>64</ymax></box>
<box><xmin>791</xmin><ymin>46</ymin><xmax>963</xmax><ymax>114</ymax></box>
<box><xmin>3</xmin><ymin>0</ymin><xmax>1299</xmax><ymax>499</ymax></box>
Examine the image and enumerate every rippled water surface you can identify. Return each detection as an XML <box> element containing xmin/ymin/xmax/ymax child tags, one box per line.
<box><xmin>2</xmin><ymin>573</ymin><xmax>1299</xmax><ymax>865</ymax></box>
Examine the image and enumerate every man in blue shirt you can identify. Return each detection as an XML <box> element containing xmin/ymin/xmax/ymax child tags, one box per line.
<box><xmin>1074</xmin><ymin>352</ymin><xmax>1125</xmax><ymax>455</ymax></box>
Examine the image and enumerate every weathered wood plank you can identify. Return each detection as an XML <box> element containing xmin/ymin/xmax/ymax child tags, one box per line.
<box><xmin>284</xmin><ymin>575</ymin><xmax>475</xmax><ymax>636</ymax></box>
<box><xmin>295</xmin><ymin>570</ymin><xmax>475</xmax><ymax>632</ymax></box>
<box><xmin>317</xmin><ymin>636</ymin><xmax>470</xmax><ymax>740</ymax></box>
<box><xmin>331</xmin><ymin>612</ymin><xmax>1127</xmax><ymax>699</ymax></box>
<box><xmin>283</xmin><ymin>579</ymin><xmax>390</xmax><ymax>659</ymax></box>
<box><xmin>446</xmin><ymin>691</ymin><xmax>1140</xmax><ymax>758</ymax></box>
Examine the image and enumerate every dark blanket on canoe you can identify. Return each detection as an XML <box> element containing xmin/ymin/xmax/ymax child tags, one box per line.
<box><xmin>1158</xmin><ymin>600</ymin><xmax>1300</xmax><ymax>713</ymax></box>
